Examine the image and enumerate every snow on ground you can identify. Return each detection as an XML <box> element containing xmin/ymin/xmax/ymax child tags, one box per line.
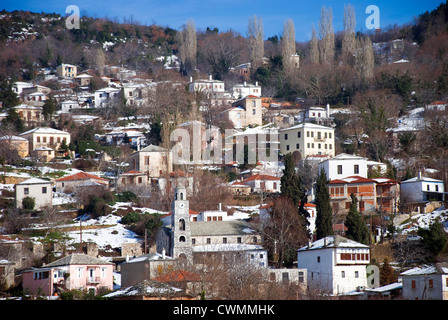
<box><xmin>397</xmin><ymin>206</ymin><xmax>448</xmax><ymax>234</ymax></box>
<box><xmin>65</xmin><ymin>214</ymin><xmax>141</xmax><ymax>251</ymax></box>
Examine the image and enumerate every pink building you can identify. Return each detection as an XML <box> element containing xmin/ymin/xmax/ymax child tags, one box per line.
<box><xmin>22</xmin><ymin>254</ymin><xmax>114</xmax><ymax>296</ymax></box>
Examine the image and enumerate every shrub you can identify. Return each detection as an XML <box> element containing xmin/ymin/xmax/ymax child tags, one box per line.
<box><xmin>22</xmin><ymin>196</ymin><xmax>35</xmax><ymax>211</ymax></box>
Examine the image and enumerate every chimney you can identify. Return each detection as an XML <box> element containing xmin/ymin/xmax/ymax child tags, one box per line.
<box><xmin>326</xmin><ymin>103</ymin><xmax>330</xmax><ymax>118</ymax></box>
<box><xmin>126</xmin><ymin>254</ymin><xmax>129</xmax><ymax>262</ymax></box>
<box><xmin>255</xmin><ymin>81</ymin><xmax>258</xmax><ymax>86</ymax></box>
<box><xmin>189</xmin><ymin>76</ymin><xmax>193</xmax><ymax>83</ymax></box>
<box><xmin>418</xmin><ymin>171</ymin><xmax>422</xmax><ymax>180</ymax></box>
<box><xmin>244</xmin><ymin>81</ymin><xmax>247</xmax><ymax>86</ymax></box>
<box><xmin>324</xmin><ymin>237</ymin><xmax>328</xmax><ymax>247</ymax></box>
<box><xmin>219</xmin><ymin>203</ymin><xmax>222</xmax><ymax>211</ymax></box>
<box><xmin>209</xmin><ymin>74</ymin><xmax>212</xmax><ymax>80</ymax></box>
<box><xmin>162</xmin><ymin>248</ymin><xmax>166</xmax><ymax>259</ymax></box>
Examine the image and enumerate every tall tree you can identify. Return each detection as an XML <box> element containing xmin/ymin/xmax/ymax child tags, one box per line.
<box><xmin>315</xmin><ymin>168</ymin><xmax>333</xmax><ymax>239</ymax></box>
<box><xmin>263</xmin><ymin>196</ymin><xmax>309</xmax><ymax>267</ymax></box>
<box><xmin>355</xmin><ymin>35</ymin><xmax>375</xmax><ymax>79</ymax></box>
<box><xmin>280</xmin><ymin>153</ymin><xmax>302</xmax><ymax>206</ymax></box>
<box><xmin>177</xmin><ymin>19</ymin><xmax>197</xmax><ymax>75</ymax></box>
<box><xmin>318</xmin><ymin>6</ymin><xmax>335</xmax><ymax>65</ymax></box>
<box><xmin>281</xmin><ymin>19</ymin><xmax>296</xmax><ymax>77</ymax></box>
<box><xmin>344</xmin><ymin>193</ymin><xmax>370</xmax><ymax>245</ymax></box>
<box><xmin>342</xmin><ymin>4</ymin><xmax>356</xmax><ymax>61</ymax></box>
<box><xmin>247</xmin><ymin>15</ymin><xmax>264</xmax><ymax>71</ymax></box>
<box><xmin>309</xmin><ymin>25</ymin><xmax>319</xmax><ymax>64</ymax></box>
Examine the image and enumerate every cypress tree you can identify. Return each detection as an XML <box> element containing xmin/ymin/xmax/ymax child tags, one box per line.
<box><xmin>315</xmin><ymin>168</ymin><xmax>333</xmax><ymax>239</ymax></box>
<box><xmin>345</xmin><ymin>193</ymin><xmax>370</xmax><ymax>245</ymax></box>
<box><xmin>280</xmin><ymin>153</ymin><xmax>302</xmax><ymax>206</ymax></box>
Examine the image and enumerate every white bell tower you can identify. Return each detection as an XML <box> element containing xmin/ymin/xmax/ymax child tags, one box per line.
<box><xmin>171</xmin><ymin>186</ymin><xmax>192</xmax><ymax>262</ymax></box>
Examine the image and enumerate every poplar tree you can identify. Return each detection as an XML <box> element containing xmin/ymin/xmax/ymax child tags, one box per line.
<box><xmin>315</xmin><ymin>168</ymin><xmax>333</xmax><ymax>239</ymax></box>
<box><xmin>344</xmin><ymin>193</ymin><xmax>370</xmax><ymax>245</ymax></box>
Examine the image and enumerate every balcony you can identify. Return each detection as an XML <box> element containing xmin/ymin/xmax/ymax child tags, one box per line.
<box><xmin>87</xmin><ymin>277</ymin><xmax>101</xmax><ymax>284</ymax></box>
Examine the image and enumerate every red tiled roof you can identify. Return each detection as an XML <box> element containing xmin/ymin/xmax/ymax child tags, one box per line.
<box><xmin>122</xmin><ymin>170</ymin><xmax>144</xmax><ymax>175</ymax></box>
<box><xmin>153</xmin><ymin>270</ymin><xmax>200</xmax><ymax>282</ymax></box>
<box><xmin>56</xmin><ymin>171</ymin><xmax>108</xmax><ymax>182</ymax></box>
<box><xmin>243</xmin><ymin>174</ymin><xmax>280</xmax><ymax>182</ymax></box>
<box><xmin>428</xmin><ymin>100</ymin><xmax>447</xmax><ymax>105</ymax></box>
<box><xmin>162</xmin><ymin>209</ymin><xmax>200</xmax><ymax>218</ymax></box>
<box><xmin>329</xmin><ymin>175</ymin><xmax>375</xmax><ymax>185</ymax></box>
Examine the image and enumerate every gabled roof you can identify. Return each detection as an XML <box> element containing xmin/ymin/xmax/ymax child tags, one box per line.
<box><xmin>43</xmin><ymin>253</ymin><xmax>113</xmax><ymax>267</ymax></box>
<box><xmin>137</xmin><ymin>144</ymin><xmax>168</xmax><ymax>153</ymax></box>
<box><xmin>329</xmin><ymin>175</ymin><xmax>375</xmax><ymax>185</ymax></box>
<box><xmin>400</xmin><ymin>263</ymin><xmax>448</xmax><ymax>276</ymax></box>
<box><xmin>19</xmin><ymin>127</ymin><xmax>70</xmax><ymax>136</ymax></box>
<box><xmin>17</xmin><ymin>177</ymin><xmax>51</xmax><ymax>185</ymax></box>
<box><xmin>243</xmin><ymin>174</ymin><xmax>280</xmax><ymax>182</ymax></box>
<box><xmin>56</xmin><ymin>171</ymin><xmax>108</xmax><ymax>182</ymax></box>
<box><xmin>297</xmin><ymin>235</ymin><xmax>369</xmax><ymax>251</ymax></box>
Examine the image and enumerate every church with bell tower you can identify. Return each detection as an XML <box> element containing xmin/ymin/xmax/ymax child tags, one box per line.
<box><xmin>169</xmin><ymin>186</ymin><xmax>193</xmax><ymax>262</ymax></box>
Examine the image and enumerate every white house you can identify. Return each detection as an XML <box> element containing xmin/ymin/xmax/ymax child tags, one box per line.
<box><xmin>94</xmin><ymin>87</ymin><xmax>121</xmax><ymax>108</ymax></box>
<box><xmin>60</xmin><ymin>100</ymin><xmax>80</xmax><ymax>113</ymax></box>
<box><xmin>15</xmin><ymin>177</ymin><xmax>53</xmax><ymax>210</ymax></box>
<box><xmin>297</xmin><ymin>235</ymin><xmax>371</xmax><ymax>295</ymax></box>
<box><xmin>12</xmin><ymin>81</ymin><xmax>33</xmax><ymax>96</ymax></box>
<box><xmin>279</xmin><ymin>123</ymin><xmax>335</xmax><ymax>159</ymax></box>
<box><xmin>230</xmin><ymin>81</ymin><xmax>261</xmax><ymax>99</ymax></box>
<box><xmin>188</xmin><ymin>76</ymin><xmax>225</xmax><ymax>94</ymax></box>
<box><xmin>242</xmin><ymin>174</ymin><xmax>281</xmax><ymax>194</ymax></box>
<box><xmin>400</xmin><ymin>172</ymin><xmax>445</xmax><ymax>204</ymax></box>
<box><xmin>318</xmin><ymin>153</ymin><xmax>368</xmax><ymax>181</ymax></box>
<box><xmin>400</xmin><ymin>263</ymin><xmax>448</xmax><ymax>300</ymax></box>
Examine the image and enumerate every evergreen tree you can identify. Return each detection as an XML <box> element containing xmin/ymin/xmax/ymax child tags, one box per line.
<box><xmin>280</xmin><ymin>153</ymin><xmax>302</xmax><ymax>206</ymax></box>
<box><xmin>280</xmin><ymin>153</ymin><xmax>310</xmax><ymax>230</ymax></box>
<box><xmin>344</xmin><ymin>193</ymin><xmax>370</xmax><ymax>245</ymax></box>
<box><xmin>42</xmin><ymin>96</ymin><xmax>56</xmax><ymax>121</ymax></box>
<box><xmin>379</xmin><ymin>258</ymin><xmax>397</xmax><ymax>286</ymax></box>
<box><xmin>418</xmin><ymin>218</ymin><xmax>448</xmax><ymax>258</ymax></box>
<box><xmin>315</xmin><ymin>168</ymin><xmax>333</xmax><ymax>239</ymax></box>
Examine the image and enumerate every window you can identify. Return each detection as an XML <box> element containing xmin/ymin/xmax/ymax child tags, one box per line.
<box><xmin>252</xmin><ymin>109</ymin><xmax>256</xmax><ymax>115</ymax></box>
<box><xmin>411</xmin><ymin>280</ymin><xmax>416</xmax><ymax>289</ymax></box>
<box><xmin>42</xmin><ymin>187</ymin><xmax>47</xmax><ymax>194</ymax></box>
<box><xmin>237</xmin><ymin>237</ymin><xmax>242</xmax><ymax>243</ymax></box>
<box><xmin>317</xmin><ymin>256</ymin><xmax>321</xmax><ymax>263</ymax></box>
<box><xmin>341</xmin><ymin>271</ymin><xmax>345</xmax><ymax>278</ymax></box>
<box><xmin>192</xmin><ymin>238</ymin><xmax>196</xmax><ymax>244</ymax></box>
<box><xmin>24</xmin><ymin>188</ymin><xmax>29</xmax><ymax>195</ymax></box>
<box><xmin>307</xmin><ymin>131</ymin><xmax>310</xmax><ymax>137</ymax></box>
<box><xmin>77</xmin><ymin>268</ymin><xmax>83</xmax><ymax>278</ymax></box>
<box><xmin>429</xmin><ymin>279</ymin><xmax>433</xmax><ymax>288</ymax></box>
<box><xmin>297</xmin><ymin>132</ymin><xmax>301</xmax><ymax>138</ymax></box>
<box><xmin>284</xmin><ymin>133</ymin><xmax>288</xmax><ymax>140</ymax></box>
<box><xmin>206</xmin><ymin>238</ymin><xmax>211</xmax><ymax>244</ymax></box>
<box><xmin>145</xmin><ymin>156</ymin><xmax>150</xmax><ymax>166</ymax></box>
<box><xmin>355</xmin><ymin>271</ymin><xmax>359</xmax><ymax>278</ymax></box>
<box><xmin>436</xmin><ymin>185</ymin><xmax>439</xmax><ymax>192</ymax></box>
<box><xmin>286</xmin><ymin>145</ymin><xmax>290</xmax><ymax>151</ymax></box>
<box><xmin>296</xmin><ymin>143</ymin><xmax>300</xmax><ymax>149</ymax></box>
<box><xmin>101</xmin><ymin>268</ymin><xmax>107</xmax><ymax>278</ymax></box>
<box><xmin>223</xmin><ymin>237</ymin><xmax>227</xmax><ymax>244</ymax></box>
<box><xmin>337</xmin><ymin>165</ymin><xmax>343</xmax><ymax>175</ymax></box>
<box><xmin>179</xmin><ymin>236</ymin><xmax>186</xmax><ymax>242</ymax></box>
<box><xmin>354</xmin><ymin>165</ymin><xmax>359</xmax><ymax>174</ymax></box>
<box><xmin>427</xmin><ymin>185</ymin><xmax>430</xmax><ymax>191</ymax></box>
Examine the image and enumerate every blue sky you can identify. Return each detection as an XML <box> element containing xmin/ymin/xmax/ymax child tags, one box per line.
<box><xmin>0</xmin><ymin>0</ymin><xmax>444</xmax><ymax>41</ymax></box>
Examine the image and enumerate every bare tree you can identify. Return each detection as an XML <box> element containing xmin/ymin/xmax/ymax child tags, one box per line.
<box><xmin>247</xmin><ymin>15</ymin><xmax>264</xmax><ymax>70</ymax></box>
<box><xmin>177</xmin><ymin>19</ymin><xmax>197</xmax><ymax>75</ymax></box>
<box><xmin>281</xmin><ymin>19</ymin><xmax>296</xmax><ymax>77</ymax></box>
<box><xmin>356</xmin><ymin>35</ymin><xmax>375</xmax><ymax>79</ymax></box>
<box><xmin>318</xmin><ymin>6</ymin><xmax>335</xmax><ymax>65</ymax></box>
<box><xmin>342</xmin><ymin>4</ymin><xmax>356</xmax><ymax>61</ymax></box>
<box><xmin>309</xmin><ymin>25</ymin><xmax>319</xmax><ymax>64</ymax></box>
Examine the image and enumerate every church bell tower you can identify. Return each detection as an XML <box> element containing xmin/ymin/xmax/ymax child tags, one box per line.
<box><xmin>170</xmin><ymin>186</ymin><xmax>192</xmax><ymax>262</ymax></box>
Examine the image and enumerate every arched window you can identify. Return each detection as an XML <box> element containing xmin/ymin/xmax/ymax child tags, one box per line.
<box><xmin>180</xmin><ymin>192</ymin><xmax>184</xmax><ymax>200</ymax></box>
<box><xmin>179</xmin><ymin>236</ymin><xmax>186</xmax><ymax>242</ymax></box>
<box><xmin>179</xmin><ymin>218</ymin><xmax>186</xmax><ymax>231</ymax></box>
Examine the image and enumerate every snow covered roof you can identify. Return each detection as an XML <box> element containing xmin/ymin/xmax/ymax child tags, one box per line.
<box><xmin>192</xmin><ymin>243</ymin><xmax>266</xmax><ymax>252</ymax></box>
<box><xmin>401</xmin><ymin>176</ymin><xmax>443</xmax><ymax>183</ymax></box>
<box><xmin>279</xmin><ymin>122</ymin><xmax>335</xmax><ymax>132</ymax></box>
<box><xmin>43</xmin><ymin>253</ymin><xmax>113</xmax><ymax>267</ymax></box>
<box><xmin>20</xmin><ymin>127</ymin><xmax>70</xmax><ymax>136</ymax></box>
<box><xmin>16</xmin><ymin>177</ymin><xmax>51</xmax><ymax>185</ymax></box>
<box><xmin>297</xmin><ymin>235</ymin><xmax>369</xmax><ymax>251</ymax></box>
<box><xmin>400</xmin><ymin>263</ymin><xmax>448</xmax><ymax>276</ymax></box>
